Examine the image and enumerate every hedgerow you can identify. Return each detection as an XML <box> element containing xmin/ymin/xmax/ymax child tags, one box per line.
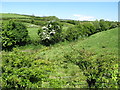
<box><xmin>64</xmin><ymin>20</ymin><xmax>117</xmax><ymax>42</ymax></box>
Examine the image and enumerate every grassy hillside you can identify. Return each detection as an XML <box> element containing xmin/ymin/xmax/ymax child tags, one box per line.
<box><xmin>75</xmin><ymin>27</ymin><xmax>118</xmax><ymax>54</ymax></box>
<box><xmin>28</xmin><ymin>27</ymin><xmax>118</xmax><ymax>88</ymax></box>
<box><xmin>37</xmin><ymin>27</ymin><xmax>118</xmax><ymax>60</ymax></box>
<box><xmin>0</xmin><ymin>13</ymin><xmax>31</xmax><ymax>18</ymax></box>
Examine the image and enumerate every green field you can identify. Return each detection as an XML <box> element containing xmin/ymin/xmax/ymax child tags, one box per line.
<box><xmin>0</xmin><ymin>13</ymin><xmax>31</xmax><ymax>18</ymax></box>
<box><xmin>27</xmin><ymin>27</ymin><xmax>40</xmax><ymax>41</ymax></box>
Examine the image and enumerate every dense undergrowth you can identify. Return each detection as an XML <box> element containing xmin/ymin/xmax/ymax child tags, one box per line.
<box><xmin>2</xmin><ymin>45</ymin><xmax>119</xmax><ymax>88</ymax></box>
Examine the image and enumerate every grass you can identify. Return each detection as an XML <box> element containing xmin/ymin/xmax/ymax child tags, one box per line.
<box><xmin>23</xmin><ymin>22</ymin><xmax>39</xmax><ymax>27</ymax></box>
<box><xmin>1</xmin><ymin>13</ymin><xmax>30</xmax><ymax>18</ymax></box>
<box><xmin>75</xmin><ymin>28</ymin><xmax>118</xmax><ymax>55</ymax></box>
<box><xmin>27</xmin><ymin>27</ymin><xmax>40</xmax><ymax>42</ymax></box>
<box><xmin>18</xmin><ymin>27</ymin><xmax>118</xmax><ymax>61</ymax></box>
<box><xmin>37</xmin><ymin>27</ymin><xmax>118</xmax><ymax>61</ymax></box>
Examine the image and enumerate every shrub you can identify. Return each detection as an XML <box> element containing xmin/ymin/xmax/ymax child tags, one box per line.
<box><xmin>109</xmin><ymin>22</ymin><xmax>118</xmax><ymax>29</ymax></box>
<box><xmin>38</xmin><ymin>21</ymin><xmax>62</xmax><ymax>46</ymax></box>
<box><xmin>82</xmin><ymin>22</ymin><xmax>96</xmax><ymax>36</ymax></box>
<box><xmin>65</xmin><ymin>24</ymin><xmax>83</xmax><ymax>41</ymax></box>
<box><xmin>2</xmin><ymin>20</ymin><xmax>30</xmax><ymax>50</ymax></box>
<box><xmin>99</xmin><ymin>19</ymin><xmax>109</xmax><ymax>31</ymax></box>
<box><xmin>75</xmin><ymin>24</ymin><xmax>84</xmax><ymax>37</ymax></box>
<box><xmin>2</xmin><ymin>48</ymin><xmax>53</xmax><ymax>89</ymax></box>
<box><xmin>92</xmin><ymin>20</ymin><xmax>101</xmax><ymax>33</ymax></box>
<box><xmin>64</xmin><ymin>48</ymin><xmax>119</xmax><ymax>88</ymax></box>
<box><xmin>65</xmin><ymin>26</ymin><xmax>79</xmax><ymax>41</ymax></box>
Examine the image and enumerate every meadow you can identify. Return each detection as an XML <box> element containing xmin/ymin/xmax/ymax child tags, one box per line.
<box><xmin>1</xmin><ymin>13</ymin><xmax>119</xmax><ymax>89</ymax></box>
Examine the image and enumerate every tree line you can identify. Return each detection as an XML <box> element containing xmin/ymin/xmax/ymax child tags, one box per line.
<box><xmin>2</xmin><ymin>19</ymin><xmax>118</xmax><ymax>50</ymax></box>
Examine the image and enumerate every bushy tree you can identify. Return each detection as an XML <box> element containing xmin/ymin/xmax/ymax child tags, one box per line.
<box><xmin>75</xmin><ymin>24</ymin><xmax>84</xmax><ymax>36</ymax></box>
<box><xmin>99</xmin><ymin>19</ymin><xmax>109</xmax><ymax>31</ymax></box>
<box><xmin>92</xmin><ymin>20</ymin><xmax>101</xmax><ymax>33</ymax></box>
<box><xmin>2</xmin><ymin>20</ymin><xmax>30</xmax><ymax>50</ymax></box>
<box><xmin>65</xmin><ymin>24</ymin><xmax>83</xmax><ymax>41</ymax></box>
<box><xmin>109</xmin><ymin>22</ymin><xmax>118</xmax><ymax>29</ymax></box>
<box><xmin>82</xmin><ymin>22</ymin><xmax>96</xmax><ymax>36</ymax></box>
<box><xmin>38</xmin><ymin>21</ymin><xmax>62</xmax><ymax>46</ymax></box>
<box><xmin>65</xmin><ymin>26</ymin><xmax>78</xmax><ymax>41</ymax></box>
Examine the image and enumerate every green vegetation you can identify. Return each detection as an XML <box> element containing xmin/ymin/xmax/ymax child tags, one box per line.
<box><xmin>38</xmin><ymin>21</ymin><xmax>62</xmax><ymax>46</ymax></box>
<box><xmin>64</xmin><ymin>49</ymin><xmax>118</xmax><ymax>88</ymax></box>
<box><xmin>2</xmin><ymin>48</ymin><xmax>53</xmax><ymax>89</ymax></box>
<box><xmin>1</xmin><ymin>13</ymin><xmax>119</xmax><ymax>89</ymax></box>
<box><xmin>0</xmin><ymin>13</ymin><xmax>30</xmax><ymax>19</ymax></box>
<box><xmin>38</xmin><ymin>28</ymin><xmax>118</xmax><ymax>60</ymax></box>
<box><xmin>2</xmin><ymin>20</ymin><xmax>30</xmax><ymax>50</ymax></box>
<box><xmin>27</xmin><ymin>27</ymin><xmax>39</xmax><ymax>42</ymax></box>
<box><xmin>75</xmin><ymin>28</ymin><xmax>118</xmax><ymax>54</ymax></box>
<box><xmin>64</xmin><ymin>25</ymin><xmax>83</xmax><ymax>41</ymax></box>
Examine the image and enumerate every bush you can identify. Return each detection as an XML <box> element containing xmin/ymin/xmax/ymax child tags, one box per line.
<box><xmin>82</xmin><ymin>22</ymin><xmax>96</xmax><ymax>36</ymax></box>
<box><xmin>2</xmin><ymin>20</ymin><xmax>30</xmax><ymax>50</ymax></box>
<box><xmin>92</xmin><ymin>20</ymin><xmax>101</xmax><ymax>33</ymax></box>
<box><xmin>2</xmin><ymin>49</ymin><xmax>53</xmax><ymax>89</ymax></box>
<box><xmin>64</xmin><ymin>48</ymin><xmax>119</xmax><ymax>88</ymax></box>
<box><xmin>65</xmin><ymin>26</ymin><xmax>78</xmax><ymax>41</ymax></box>
<box><xmin>109</xmin><ymin>22</ymin><xmax>118</xmax><ymax>29</ymax></box>
<box><xmin>65</xmin><ymin>25</ymin><xmax>83</xmax><ymax>41</ymax></box>
<box><xmin>99</xmin><ymin>19</ymin><xmax>109</xmax><ymax>31</ymax></box>
<box><xmin>38</xmin><ymin>21</ymin><xmax>62</xmax><ymax>46</ymax></box>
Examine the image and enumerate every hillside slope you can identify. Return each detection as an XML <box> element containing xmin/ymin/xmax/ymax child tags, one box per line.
<box><xmin>34</xmin><ymin>27</ymin><xmax>118</xmax><ymax>88</ymax></box>
<box><xmin>38</xmin><ymin>27</ymin><xmax>118</xmax><ymax>60</ymax></box>
<box><xmin>75</xmin><ymin>27</ymin><xmax>118</xmax><ymax>54</ymax></box>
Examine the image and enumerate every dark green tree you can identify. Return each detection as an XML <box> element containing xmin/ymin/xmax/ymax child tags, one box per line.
<box><xmin>2</xmin><ymin>20</ymin><xmax>30</xmax><ymax>50</ymax></box>
<box><xmin>65</xmin><ymin>24</ymin><xmax>83</xmax><ymax>41</ymax></box>
<box><xmin>109</xmin><ymin>22</ymin><xmax>118</xmax><ymax>29</ymax></box>
<box><xmin>93</xmin><ymin>20</ymin><xmax>101</xmax><ymax>33</ymax></box>
<box><xmin>82</xmin><ymin>22</ymin><xmax>96</xmax><ymax>36</ymax></box>
<box><xmin>99</xmin><ymin>19</ymin><xmax>109</xmax><ymax>31</ymax></box>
